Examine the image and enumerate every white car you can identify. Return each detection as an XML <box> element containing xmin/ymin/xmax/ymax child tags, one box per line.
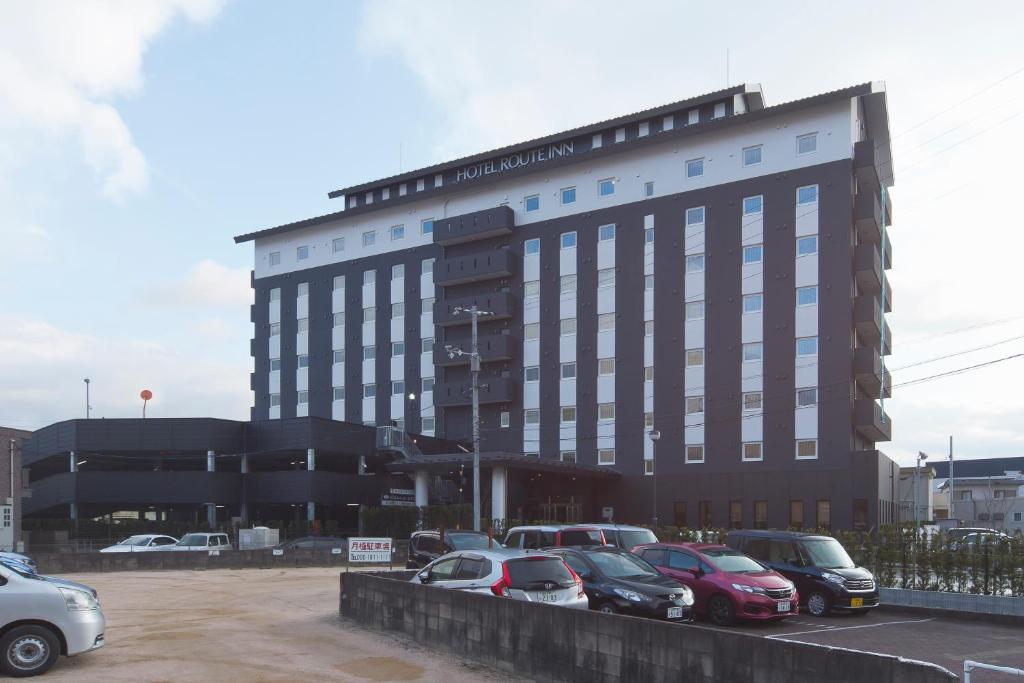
<box><xmin>98</xmin><ymin>535</ymin><xmax>179</xmax><ymax>553</ymax></box>
<box><xmin>158</xmin><ymin>533</ymin><xmax>232</xmax><ymax>552</ymax></box>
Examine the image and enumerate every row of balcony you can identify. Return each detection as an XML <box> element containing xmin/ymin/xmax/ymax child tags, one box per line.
<box><xmin>433</xmin><ymin>377</ymin><xmax>516</xmax><ymax>407</ymax></box>
<box><xmin>854</xmin><ymin>398</ymin><xmax>892</xmax><ymax>443</ymax></box>
<box><xmin>433</xmin><ymin>206</ymin><xmax>515</xmax><ymax>246</ymax></box>
<box><xmin>433</xmin><ymin>250</ymin><xmax>514</xmax><ymax>287</ymax></box>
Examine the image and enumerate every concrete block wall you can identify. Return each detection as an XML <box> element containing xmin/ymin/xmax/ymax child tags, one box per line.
<box><xmin>340</xmin><ymin>572</ymin><xmax>957</xmax><ymax>683</ymax></box>
<box><xmin>881</xmin><ymin>587</ymin><xmax>1024</xmax><ymax>617</ymax></box>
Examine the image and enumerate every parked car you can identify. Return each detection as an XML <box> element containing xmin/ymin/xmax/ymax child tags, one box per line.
<box><xmin>0</xmin><ymin>562</ymin><xmax>105</xmax><ymax>677</ymax></box>
<box><xmin>949</xmin><ymin>530</ymin><xmax>1011</xmax><ymax>552</ymax></box>
<box><xmin>406</xmin><ymin>530</ymin><xmax>496</xmax><ymax>569</ymax></box>
<box><xmin>634</xmin><ymin>542</ymin><xmax>798</xmax><ymax>626</ymax></box>
<box><xmin>0</xmin><ymin>552</ymin><xmax>36</xmax><ymax>574</ymax></box>
<box><xmin>553</xmin><ymin>524</ymin><xmax>659</xmax><ymax>550</ymax></box>
<box><xmin>412</xmin><ymin>549</ymin><xmax>588</xmax><ymax>609</ymax></box>
<box><xmin>726</xmin><ymin>530</ymin><xmax>878</xmax><ymax>617</ymax></box>
<box><xmin>946</xmin><ymin>527</ymin><xmax>1005</xmax><ymax>544</ymax></box>
<box><xmin>503</xmin><ymin>525</ymin><xmax>564</xmax><ymax>549</ymax></box>
<box><xmin>0</xmin><ymin>560</ymin><xmax>98</xmax><ymax>600</ymax></box>
<box><xmin>159</xmin><ymin>533</ymin><xmax>232</xmax><ymax>552</ymax></box>
<box><xmin>546</xmin><ymin>546</ymin><xmax>694</xmax><ymax>622</ymax></box>
<box><xmin>98</xmin><ymin>534</ymin><xmax>179</xmax><ymax>553</ymax></box>
<box><xmin>275</xmin><ymin>536</ymin><xmax>347</xmax><ymax>551</ymax></box>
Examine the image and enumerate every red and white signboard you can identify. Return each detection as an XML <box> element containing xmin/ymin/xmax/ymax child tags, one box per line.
<box><xmin>348</xmin><ymin>537</ymin><xmax>392</xmax><ymax>563</ymax></box>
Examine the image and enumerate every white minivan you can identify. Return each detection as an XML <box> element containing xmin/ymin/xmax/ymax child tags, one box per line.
<box><xmin>161</xmin><ymin>532</ymin><xmax>232</xmax><ymax>552</ymax></box>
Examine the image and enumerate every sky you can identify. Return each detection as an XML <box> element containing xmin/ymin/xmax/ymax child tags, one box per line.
<box><xmin>1</xmin><ymin>0</ymin><xmax>1023</xmax><ymax>466</ymax></box>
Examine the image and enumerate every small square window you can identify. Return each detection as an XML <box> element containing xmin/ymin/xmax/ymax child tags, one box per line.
<box><xmin>391</xmin><ymin>225</ymin><xmax>405</xmax><ymax>241</ymax></box>
<box><xmin>644</xmin><ymin>459</ymin><xmax>655</xmax><ymax>475</ymax></box>
<box><xmin>644</xmin><ymin>412</ymin><xmax>654</xmax><ymax>428</ymax></box>
<box><xmin>686</xmin><ymin>349</ymin><xmax>705</xmax><ymax>367</ymax></box>
<box><xmin>644</xmin><ymin>181</ymin><xmax>654</xmax><ymax>197</ymax></box>
<box><xmin>421</xmin><ymin>377</ymin><xmax>435</xmax><ymax>393</ymax></box>
<box><xmin>686</xmin><ymin>445</ymin><xmax>705</xmax><ymax>463</ymax></box>
<box><xmin>560</xmin><ymin>187</ymin><xmax>576</xmax><ymax>205</ymax></box>
<box><xmin>422</xmin><ymin>417</ymin><xmax>436</xmax><ymax>432</ymax></box>
<box><xmin>421</xmin><ymin>297</ymin><xmax>434</xmax><ymax>314</ymax></box>
<box><xmin>686</xmin><ymin>158</ymin><xmax>704</xmax><ymax>178</ymax></box>
<box><xmin>743</xmin><ymin>196</ymin><xmax>763</xmax><ymax>215</ymax></box>
<box><xmin>392</xmin><ymin>380</ymin><xmax>405</xmax><ymax>396</ymax></box>
<box><xmin>560</xmin><ymin>362</ymin><xmax>577</xmax><ymax>380</ymax></box>
<box><xmin>560</xmin><ymin>318</ymin><xmax>577</xmax><ymax>335</ymax></box>
<box><xmin>363</xmin><ymin>384</ymin><xmax>376</xmax><ymax>398</ymax></box>
<box><xmin>743</xmin><ymin>145</ymin><xmax>763</xmax><ymax>167</ymax></box>
<box><xmin>561</xmin><ymin>450</ymin><xmax>577</xmax><ymax>463</ymax></box>
<box><xmin>561</xmin><ymin>231</ymin><xmax>577</xmax><ymax>249</ymax></box>
<box><xmin>688</xmin><ymin>109</ymin><xmax>699</xmax><ymax>125</ymax></box>
<box><xmin>421</xmin><ymin>258</ymin><xmax>434</xmax><ymax>274</ymax></box>
<box><xmin>644</xmin><ymin>228</ymin><xmax>654</xmax><ymax>244</ymax></box>
<box><xmin>685</xmin><ymin>301</ymin><xmax>705</xmax><ymax>321</ymax></box>
<box><xmin>500</xmin><ymin>411</ymin><xmax>510</xmax><ymax>428</ymax></box>
<box><xmin>297</xmin><ymin>282</ymin><xmax>309</xmax><ymax>297</ymax></box>
<box><xmin>362</xmin><ymin>307</ymin><xmax>375</xmax><ymax>322</ymax></box>
<box><xmin>797</xmin><ymin>388</ymin><xmax>818</xmax><ymax>406</ymax></box>
<box><xmin>269</xmin><ymin>251</ymin><xmax>281</xmax><ymax>266</ymax></box>
<box><xmin>333</xmin><ymin>237</ymin><xmax>345</xmax><ymax>253</ymax></box>
<box><xmin>524</xmin><ymin>366</ymin><xmax>540</xmax><ymax>382</ymax></box>
<box><xmin>525</xmin><ymin>194</ymin><xmax>540</xmax><ymax>212</ymax></box>
<box><xmin>714</xmin><ymin>102</ymin><xmax>726</xmax><ymax>118</ymax></box>
<box><xmin>743</xmin><ymin>294</ymin><xmax>763</xmax><ymax>314</ymax></box>
<box><xmin>525</xmin><ymin>280</ymin><xmax>540</xmax><ymax>298</ymax></box>
<box><xmin>797</xmin><ymin>184</ymin><xmax>819</xmax><ymax>205</ymax></box>
<box><xmin>362</xmin><ymin>346</ymin><xmax>375</xmax><ymax>360</ymax></box>
<box><xmin>598</xmin><ymin>178</ymin><xmax>615</xmax><ymax>196</ymax></box>
<box><xmin>644</xmin><ymin>274</ymin><xmax>654</xmax><ymax>290</ymax></box>
<box><xmin>598</xmin><ymin>358</ymin><xmax>615</xmax><ymax>375</ymax></box>
<box><xmin>525</xmin><ymin>238</ymin><xmax>540</xmax><ymax>256</ymax></box>
<box><xmin>743</xmin><ymin>442</ymin><xmax>763</xmax><ymax>462</ymax></box>
<box><xmin>560</xmin><ymin>274</ymin><xmax>577</xmax><ymax>294</ymax></box>
<box><xmin>598</xmin><ymin>268</ymin><xmax>615</xmax><ymax>288</ymax></box>
<box><xmin>743</xmin><ymin>392</ymin><xmax>762</xmax><ymax>411</ymax></box>
<box><xmin>269</xmin><ymin>323</ymin><xmax>281</xmax><ymax>337</ymax></box>
<box><xmin>333</xmin><ymin>386</ymin><xmax>345</xmax><ymax>401</ymax></box>
<box><xmin>743</xmin><ymin>245</ymin><xmax>763</xmax><ymax>264</ymax></box>
<box><xmin>333</xmin><ymin>312</ymin><xmax>345</xmax><ymax>327</ymax></box>
<box><xmin>269</xmin><ymin>393</ymin><xmax>281</xmax><ymax>407</ymax></box>
<box><xmin>525</xmin><ymin>323</ymin><xmax>540</xmax><ymax>340</ymax></box>
<box><xmin>392</xmin><ymin>264</ymin><xmax>404</xmax><ymax>280</ymax></box>
<box><xmin>391</xmin><ymin>302</ymin><xmax>404</xmax><ymax>319</ymax></box>
<box><xmin>420</xmin><ymin>337</ymin><xmax>433</xmax><ymax>353</ymax></box>
<box><xmin>598</xmin><ymin>448</ymin><xmax>615</xmax><ymax>465</ymax></box>
<box><xmin>743</xmin><ymin>342</ymin><xmax>763</xmax><ymax>362</ymax></box>
<box><xmin>270</xmin><ymin>358</ymin><xmax>281</xmax><ymax>371</ymax></box>
<box><xmin>644</xmin><ymin>320</ymin><xmax>654</xmax><ymax>336</ymax></box>
<box><xmin>421</xmin><ymin>218</ymin><xmax>434</xmax><ymax>235</ymax></box>
<box><xmin>391</xmin><ymin>341</ymin><xmax>405</xmax><ymax>357</ymax></box>
<box><xmin>644</xmin><ymin>366</ymin><xmax>654</xmax><ymax>381</ymax></box>
<box><xmin>685</xmin><ymin>396</ymin><xmax>704</xmax><ymax>414</ymax></box>
<box><xmin>797</xmin><ymin>286</ymin><xmax>818</xmax><ymax>306</ymax></box>
<box><xmin>333</xmin><ymin>350</ymin><xmax>344</xmax><ymax>364</ymax></box>
<box><xmin>796</xmin><ymin>439</ymin><xmax>818</xmax><ymax>460</ymax></box>
<box><xmin>797</xmin><ymin>133</ymin><xmax>817</xmax><ymax>156</ymax></box>
<box><xmin>297</xmin><ymin>318</ymin><xmax>309</xmax><ymax>333</ymax></box>
<box><xmin>333</xmin><ymin>276</ymin><xmax>344</xmax><ymax>291</ymax></box>
<box><xmin>598</xmin><ymin>313</ymin><xmax>615</xmax><ymax>331</ymax></box>
<box><xmin>297</xmin><ymin>390</ymin><xmax>309</xmax><ymax>404</ymax></box>
<box><xmin>363</xmin><ymin>270</ymin><xmax>376</xmax><ymax>285</ymax></box>
<box><xmin>796</xmin><ymin>337</ymin><xmax>818</xmax><ymax>357</ymax></box>
<box><xmin>686</xmin><ymin>254</ymin><xmax>705</xmax><ymax>273</ymax></box>
<box><xmin>599</xmin><ymin>224</ymin><xmax>616</xmax><ymax>241</ymax></box>
<box><xmin>363</xmin><ymin>231</ymin><xmax>376</xmax><ymax>247</ymax></box>
<box><xmin>599</xmin><ymin>403</ymin><xmax>615</xmax><ymax>420</ymax></box>
<box><xmin>561</xmin><ymin>406</ymin><xmax>577</xmax><ymax>424</ymax></box>
<box><xmin>270</xmin><ymin>288</ymin><xmax>281</xmax><ymax>302</ymax></box>
<box><xmin>797</xmin><ymin>235</ymin><xmax>818</xmax><ymax>256</ymax></box>
<box><xmin>297</xmin><ymin>245</ymin><xmax>309</xmax><ymax>260</ymax></box>
<box><xmin>686</xmin><ymin>206</ymin><xmax>705</xmax><ymax>225</ymax></box>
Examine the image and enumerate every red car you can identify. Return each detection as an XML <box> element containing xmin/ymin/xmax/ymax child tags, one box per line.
<box><xmin>633</xmin><ymin>542</ymin><xmax>799</xmax><ymax>626</ymax></box>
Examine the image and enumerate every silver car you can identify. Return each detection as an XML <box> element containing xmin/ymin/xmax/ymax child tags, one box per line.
<box><xmin>99</xmin><ymin>534</ymin><xmax>179</xmax><ymax>553</ymax></box>
<box><xmin>412</xmin><ymin>549</ymin><xmax>589</xmax><ymax>609</ymax></box>
<box><xmin>0</xmin><ymin>552</ymin><xmax>36</xmax><ymax>573</ymax></box>
<box><xmin>0</xmin><ymin>562</ymin><xmax>105</xmax><ymax>677</ymax></box>
<box><xmin>158</xmin><ymin>532</ymin><xmax>232</xmax><ymax>552</ymax></box>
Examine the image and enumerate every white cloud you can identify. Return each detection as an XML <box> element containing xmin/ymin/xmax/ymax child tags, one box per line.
<box><xmin>145</xmin><ymin>259</ymin><xmax>253</xmax><ymax>309</ymax></box>
<box><xmin>0</xmin><ymin>0</ymin><xmax>225</xmax><ymax>200</ymax></box>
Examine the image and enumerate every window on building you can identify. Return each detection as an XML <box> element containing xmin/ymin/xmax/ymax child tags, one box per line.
<box><xmin>685</xmin><ymin>301</ymin><xmax>705</xmax><ymax>321</ymax></box>
<box><xmin>392</xmin><ymin>264</ymin><xmax>404</xmax><ymax>280</ymax></box>
<box><xmin>698</xmin><ymin>500</ymin><xmax>712</xmax><ymax>527</ymax></box>
<box><xmin>524</xmin><ymin>366</ymin><xmax>540</xmax><ymax>382</ymax></box>
<box><xmin>560</xmin><ymin>362</ymin><xmax>576</xmax><ymax>380</ymax></box>
<box><xmin>598</xmin><ymin>449</ymin><xmax>615</xmax><ymax>465</ymax></box>
<box><xmin>332</xmin><ymin>350</ymin><xmax>344</xmax><ymax>364</ymax></box>
<box><xmin>598</xmin><ymin>268</ymin><xmax>615</xmax><ymax>288</ymax></box>
<box><xmin>796</xmin><ymin>337</ymin><xmax>818</xmax><ymax>357</ymax></box>
<box><xmin>391</xmin><ymin>225</ymin><xmax>405</xmax><ymax>241</ymax></box>
<box><xmin>525</xmin><ymin>323</ymin><xmax>540</xmax><ymax>340</ymax></box>
<box><xmin>422</xmin><ymin>258</ymin><xmax>435</xmax><ymax>275</ymax></box>
<box><xmin>391</xmin><ymin>380</ymin><xmax>405</xmax><ymax>396</ymax></box>
<box><xmin>743</xmin><ymin>245</ymin><xmax>763</xmax><ymax>264</ymax></box>
<box><xmin>796</xmin><ymin>388</ymin><xmax>818</xmax><ymax>406</ymax></box>
<box><xmin>642</xmin><ymin>412</ymin><xmax>653</xmax><ymax>430</ymax></box>
<box><xmin>599</xmin><ymin>403</ymin><xmax>615</xmax><ymax>420</ymax></box>
<box><xmin>797</xmin><ymin>235</ymin><xmax>818</xmax><ymax>256</ymax></box>
<box><xmin>362</xmin><ymin>346</ymin><xmax>375</xmax><ymax>360</ymax></box>
<box><xmin>644</xmin><ymin>320</ymin><xmax>654</xmax><ymax>336</ymax></box>
<box><xmin>270</xmin><ymin>358</ymin><xmax>281</xmax><ymax>371</ymax></box>
<box><xmin>421</xmin><ymin>337</ymin><xmax>433</xmax><ymax>353</ymax></box>
<box><xmin>297</xmin><ymin>318</ymin><xmax>309</xmax><ymax>333</ymax></box>
<box><xmin>297</xmin><ymin>354</ymin><xmax>310</xmax><ymax>369</ymax></box>
<box><xmin>743</xmin><ymin>342</ymin><xmax>763</xmax><ymax>362</ymax></box>
<box><xmin>363</xmin><ymin>270</ymin><xmax>376</xmax><ymax>285</ymax></box>
<box><xmin>270</xmin><ymin>288</ymin><xmax>281</xmax><ymax>302</ymax></box>
<box><xmin>297</xmin><ymin>391</ymin><xmax>309</xmax><ymax>404</ymax></box>
<box><xmin>599</xmin><ymin>224</ymin><xmax>616</xmax><ymax>241</ymax></box>
<box><xmin>525</xmin><ymin>238</ymin><xmax>540</xmax><ymax>255</ymax></box>
<box><xmin>561</xmin><ymin>231</ymin><xmax>577</xmax><ymax>249</ymax></box>
<box><xmin>754</xmin><ymin>501</ymin><xmax>768</xmax><ymax>529</ymax></box>
<box><xmin>363</xmin><ymin>384</ymin><xmax>376</xmax><ymax>398</ymax></box>
<box><xmin>686</xmin><ymin>206</ymin><xmax>705</xmax><ymax>225</ymax></box>
<box><xmin>796</xmin><ymin>439</ymin><xmax>818</xmax><ymax>460</ymax></box>
<box><xmin>391</xmin><ymin>341</ymin><xmax>405</xmax><ymax>357</ymax></box>
<box><xmin>269</xmin><ymin>251</ymin><xmax>281</xmax><ymax>266</ymax></box>
<box><xmin>268</xmin><ymin>393</ymin><xmax>282</xmax><ymax>409</ymax></box>
<box><xmin>644</xmin><ymin>181</ymin><xmax>655</xmax><ymax>197</ymax></box>
<box><xmin>560</xmin><ymin>274</ymin><xmax>577</xmax><ymax>293</ymax></box>
<box><xmin>743</xmin><ymin>442</ymin><xmax>763</xmax><ymax>462</ymax></box>
<box><xmin>333</xmin><ymin>386</ymin><xmax>344</xmax><ymax>401</ymax></box>
<box><xmin>333</xmin><ymin>312</ymin><xmax>345</xmax><ymax>327</ymax></box>
<box><xmin>598</xmin><ymin>358</ymin><xmax>615</xmax><ymax>375</ymax></box>
<box><xmin>686</xmin><ymin>349</ymin><xmax>704</xmax><ymax>367</ymax></box>
<box><xmin>743</xmin><ymin>145</ymin><xmax>763</xmax><ymax>167</ymax></box>
<box><xmin>333</xmin><ymin>237</ymin><xmax>345</xmax><ymax>253</ymax></box>
<box><xmin>686</xmin><ymin>254</ymin><xmax>705</xmax><ymax>273</ymax></box>
<box><xmin>817</xmin><ymin>500</ymin><xmax>831</xmax><ymax>531</ymax></box>
<box><xmin>598</xmin><ymin>178</ymin><xmax>615</xmax><ymax>196</ymax></box>
<box><xmin>391</xmin><ymin>302</ymin><xmax>405</xmax><ymax>319</ymax></box>
<box><xmin>525</xmin><ymin>194</ymin><xmax>540</xmax><ymax>212</ymax></box>
<box><xmin>269</xmin><ymin>323</ymin><xmax>281</xmax><ymax>337</ymax></box>
<box><xmin>743</xmin><ymin>392</ymin><xmax>763</xmax><ymax>411</ymax></box>
<box><xmin>562</xmin><ymin>451</ymin><xmax>577</xmax><ymax>463</ymax></box>
<box><xmin>422</xmin><ymin>416</ymin><xmax>436</xmax><ymax>432</ymax></box>
<box><xmin>500</xmin><ymin>411</ymin><xmax>510</xmax><ymax>428</ymax></box>
<box><xmin>598</xmin><ymin>313</ymin><xmax>615</xmax><ymax>331</ymax></box>
<box><xmin>297</xmin><ymin>282</ymin><xmax>309</xmax><ymax>297</ymax></box>
<box><xmin>560</xmin><ymin>318</ymin><xmax>577</xmax><ymax>335</ymax></box>
<box><xmin>743</xmin><ymin>293</ymin><xmax>763</xmax><ymax>314</ymax></box>
<box><xmin>362</xmin><ymin>307</ymin><xmax>375</xmax><ymax>322</ymax></box>
<box><xmin>644</xmin><ymin>274</ymin><xmax>654</xmax><ymax>290</ymax></box>
<box><xmin>363</xmin><ymin>231</ymin><xmax>376</xmax><ymax>247</ymax></box>
<box><xmin>674</xmin><ymin>502</ymin><xmax>688</xmax><ymax>527</ymax></box>
<box><xmin>796</xmin><ymin>286</ymin><xmax>818</xmax><ymax>306</ymax></box>
<box><xmin>421</xmin><ymin>297</ymin><xmax>434</xmax><ymax>314</ymax></box>
<box><xmin>421</xmin><ymin>377</ymin><xmax>434</xmax><ymax>393</ymax></box>
<box><xmin>561</xmin><ymin>187</ymin><xmax>576</xmax><ymax>205</ymax></box>
<box><xmin>421</xmin><ymin>218</ymin><xmax>434</xmax><ymax>236</ymax></box>
<box><xmin>790</xmin><ymin>500</ymin><xmax>805</xmax><ymax>530</ymax></box>
<box><xmin>797</xmin><ymin>184</ymin><xmax>819</xmax><ymax>205</ymax></box>
<box><xmin>524</xmin><ymin>409</ymin><xmax>540</xmax><ymax>425</ymax></box>
<box><xmin>685</xmin><ymin>396</ymin><xmax>704</xmax><ymax>414</ymax></box>
<box><xmin>645</xmin><ymin>227</ymin><xmax>655</xmax><ymax>244</ymax></box>
<box><xmin>297</xmin><ymin>245</ymin><xmax>309</xmax><ymax>260</ymax></box>
<box><xmin>524</xmin><ymin>280</ymin><xmax>540</xmax><ymax>298</ymax></box>
<box><xmin>560</xmin><ymin>406</ymin><xmax>577</xmax><ymax>424</ymax></box>
<box><xmin>686</xmin><ymin>158</ymin><xmax>704</xmax><ymax>178</ymax></box>
<box><xmin>333</xmin><ymin>276</ymin><xmax>344</xmax><ymax>290</ymax></box>
<box><xmin>796</xmin><ymin>133</ymin><xmax>818</xmax><ymax>156</ymax></box>
<box><xmin>644</xmin><ymin>366</ymin><xmax>654</xmax><ymax>381</ymax></box>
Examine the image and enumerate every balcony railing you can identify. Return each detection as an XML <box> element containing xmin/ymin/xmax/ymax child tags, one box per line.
<box><xmin>853</xmin><ymin>346</ymin><xmax>892</xmax><ymax>399</ymax></box>
<box><xmin>433</xmin><ymin>377</ymin><xmax>516</xmax><ymax>407</ymax></box>
<box><xmin>434</xmin><ymin>334</ymin><xmax>516</xmax><ymax>367</ymax></box>
<box><xmin>434</xmin><ymin>250</ymin><xmax>514</xmax><ymax>287</ymax></box>
<box><xmin>855</xmin><ymin>398</ymin><xmax>892</xmax><ymax>442</ymax></box>
<box><xmin>434</xmin><ymin>291</ymin><xmax>514</xmax><ymax>327</ymax></box>
<box><xmin>433</xmin><ymin>206</ymin><xmax>515</xmax><ymax>246</ymax></box>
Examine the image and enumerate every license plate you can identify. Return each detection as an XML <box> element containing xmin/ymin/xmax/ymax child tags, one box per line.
<box><xmin>777</xmin><ymin>601</ymin><xmax>791</xmax><ymax>612</ymax></box>
<box><xmin>850</xmin><ymin>597</ymin><xmax>864</xmax><ymax>608</ymax></box>
<box><xmin>667</xmin><ymin>607</ymin><xmax>683</xmax><ymax>619</ymax></box>
<box><xmin>534</xmin><ymin>592</ymin><xmax>559</xmax><ymax>603</ymax></box>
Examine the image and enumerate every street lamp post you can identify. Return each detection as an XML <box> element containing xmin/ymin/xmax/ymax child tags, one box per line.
<box><xmin>648</xmin><ymin>429</ymin><xmax>661</xmax><ymax>529</ymax></box>
<box><xmin>84</xmin><ymin>378</ymin><xmax>91</xmax><ymax>419</ymax></box>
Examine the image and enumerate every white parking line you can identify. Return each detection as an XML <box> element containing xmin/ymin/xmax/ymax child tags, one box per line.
<box><xmin>766</xmin><ymin>617</ymin><xmax>935</xmax><ymax>639</ymax></box>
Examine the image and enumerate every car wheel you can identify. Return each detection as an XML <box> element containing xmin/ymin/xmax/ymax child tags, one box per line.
<box><xmin>708</xmin><ymin>595</ymin><xmax>735</xmax><ymax>627</ymax></box>
<box><xmin>1</xmin><ymin>625</ymin><xmax>61</xmax><ymax>678</ymax></box>
<box><xmin>806</xmin><ymin>591</ymin><xmax>831</xmax><ymax>617</ymax></box>
<box><xmin>598</xmin><ymin>603</ymin><xmax>617</xmax><ymax>615</ymax></box>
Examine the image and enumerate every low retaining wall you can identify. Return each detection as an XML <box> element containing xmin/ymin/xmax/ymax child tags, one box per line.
<box><xmin>339</xmin><ymin>572</ymin><xmax>957</xmax><ymax>683</ymax></box>
<box><xmin>33</xmin><ymin>548</ymin><xmax>407</xmax><ymax>574</ymax></box>
<box><xmin>881</xmin><ymin>587</ymin><xmax>1024</xmax><ymax>619</ymax></box>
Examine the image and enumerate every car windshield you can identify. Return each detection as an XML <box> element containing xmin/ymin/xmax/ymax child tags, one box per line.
<box><xmin>504</xmin><ymin>557</ymin><xmax>575</xmax><ymax>589</ymax></box>
<box><xmin>0</xmin><ymin>559</ymin><xmax>39</xmax><ymax>579</ymax></box>
<box><xmin>617</xmin><ymin>529</ymin><xmax>658</xmax><ymax>549</ymax></box>
<box><xmin>588</xmin><ymin>551</ymin><xmax>660</xmax><ymax>579</ymax></box>
<box><xmin>178</xmin><ymin>534</ymin><xmax>209</xmax><ymax>546</ymax></box>
<box><xmin>701</xmin><ymin>548</ymin><xmax>765</xmax><ymax>573</ymax></box>
<box><xmin>801</xmin><ymin>538</ymin><xmax>855</xmax><ymax>569</ymax></box>
<box><xmin>120</xmin><ymin>536</ymin><xmax>151</xmax><ymax>546</ymax></box>
<box><xmin>448</xmin><ymin>534</ymin><xmax>492</xmax><ymax>550</ymax></box>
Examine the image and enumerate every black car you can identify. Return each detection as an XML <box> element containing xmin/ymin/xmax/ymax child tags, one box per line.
<box><xmin>406</xmin><ymin>530</ymin><xmax>496</xmax><ymax>569</ymax></box>
<box><xmin>725</xmin><ymin>530</ymin><xmax>879</xmax><ymax>617</ymax></box>
<box><xmin>276</xmin><ymin>536</ymin><xmax>347</xmax><ymax>551</ymax></box>
<box><xmin>547</xmin><ymin>546</ymin><xmax>694</xmax><ymax>622</ymax></box>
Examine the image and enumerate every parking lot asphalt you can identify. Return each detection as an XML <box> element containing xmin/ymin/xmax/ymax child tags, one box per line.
<box><xmin>44</xmin><ymin>567</ymin><xmax>524</xmax><ymax>683</ymax></box>
<box><xmin>689</xmin><ymin>608</ymin><xmax>1024</xmax><ymax>679</ymax></box>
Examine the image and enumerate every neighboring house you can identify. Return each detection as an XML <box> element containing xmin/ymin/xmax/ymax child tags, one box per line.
<box><xmin>897</xmin><ymin>465</ymin><xmax>935</xmax><ymax>524</ymax></box>
<box><xmin>0</xmin><ymin>426</ymin><xmax>33</xmax><ymax>551</ymax></box>
<box><xmin>937</xmin><ymin>474</ymin><xmax>1024</xmax><ymax>533</ymax></box>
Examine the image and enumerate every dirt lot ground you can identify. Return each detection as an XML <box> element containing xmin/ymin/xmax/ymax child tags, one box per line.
<box><xmin>42</xmin><ymin>567</ymin><xmax>523</xmax><ymax>683</ymax></box>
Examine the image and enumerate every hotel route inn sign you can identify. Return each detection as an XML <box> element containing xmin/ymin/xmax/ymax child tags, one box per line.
<box><xmin>454</xmin><ymin>142</ymin><xmax>575</xmax><ymax>183</ymax></box>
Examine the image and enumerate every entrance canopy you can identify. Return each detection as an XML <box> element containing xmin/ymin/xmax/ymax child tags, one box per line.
<box><xmin>385</xmin><ymin>451</ymin><xmax>620</xmax><ymax>479</ymax></box>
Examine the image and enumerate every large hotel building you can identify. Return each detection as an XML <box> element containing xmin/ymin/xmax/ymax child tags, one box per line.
<box><xmin>21</xmin><ymin>82</ymin><xmax>897</xmax><ymax>533</ymax></box>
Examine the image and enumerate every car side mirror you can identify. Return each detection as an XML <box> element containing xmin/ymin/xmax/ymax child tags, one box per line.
<box><xmin>578</xmin><ymin>571</ymin><xmax>594</xmax><ymax>581</ymax></box>
<box><xmin>418</xmin><ymin>571</ymin><xmax>430</xmax><ymax>584</ymax></box>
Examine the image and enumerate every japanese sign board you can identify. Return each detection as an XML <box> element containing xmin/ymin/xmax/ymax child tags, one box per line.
<box><xmin>348</xmin><ymin>537</ymin><xmax>393</xmax><ymax>563</ymax></box>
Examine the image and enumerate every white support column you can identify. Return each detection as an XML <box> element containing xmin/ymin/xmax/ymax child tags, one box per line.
<box><xmin>307</xmin><ymin>449</ymin><xmax>315</xmax><ymax>523</ymax></box>
<box><xmin>491</xmin><ymin>466</ymin><xmax>507</xmax><ymax>523</ymax></box>
<box><xmin>69</xmin><ymin>451</ymin><xmax>77</xmax><ymax>473</ymax></box>
<box><xmin>240</xmin><ymin>455</ymin><xmax>249</xmax><ymax>523</ymax></box>
<box><xmin>414</xmin><ymin>470</ymin><xmax>429</xmax><ymax>508</ymax></box>
<box><xmin>206</xmin><ymin>450</ymin><xmax>216</xmax><ymax>529</ymax></box>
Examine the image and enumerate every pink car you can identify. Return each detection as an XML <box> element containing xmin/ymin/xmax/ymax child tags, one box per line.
<box><xmin>633</xmin><ymin>542</ymin><xmax>799</xmax><ymax>626</ymax></box>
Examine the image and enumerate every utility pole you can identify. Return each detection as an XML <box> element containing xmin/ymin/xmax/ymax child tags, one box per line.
<box><xmin>948</xmin><ymin>435</ymin><xmax>955</xmax><ymax>523</ymax></box>
<box><xmin>649</xmin><ymin>430</ymin><xmax>661</xmax><ymax>529</ymax></box>
<box><xmin>84</xmin><ymin>378</ymin><xmax>91</xmax><ymax>419</ymax></box>
<box><xmin>444</xmin><ymin>305</ymin><xmax>492</xmax><ymax>532</ymax></box>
